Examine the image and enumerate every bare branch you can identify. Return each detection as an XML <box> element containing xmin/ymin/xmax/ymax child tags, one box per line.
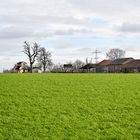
<box><xmin>106</xmin><ymin>48</ymin><xmax>125</xmax><ymax>60</ymax></box>
<box><xmin>22</xmin><ymin>41</ymin><xmax>42</xmax><ymax>73</ymax></box>
<box><xmin>37</xmin><ymin>47</ymin><xmax>52</xmax><ymax>72</ymax></box>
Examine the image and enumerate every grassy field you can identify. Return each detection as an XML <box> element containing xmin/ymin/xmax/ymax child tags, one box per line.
<box><xmin>0</xmin><ymin>74</ymin><xmax>139</xmax><ymax>140</ymax></box>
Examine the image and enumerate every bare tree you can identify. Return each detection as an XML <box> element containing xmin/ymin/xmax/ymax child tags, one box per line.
<box><xmin>73</xmin><ymin>59</ymin><xmax>85</xmax><ymax>72</ymax></box>
<box><xmin>38</xmin><ymin>48</ymin><xmax>52</xmax><ymax>72</ymax></box>
<box><xmin>51</xmin><ymin>63</ymin><xmax>64</xmax><ymax>73</ymax></box>
<box><xmin>106</xmin><ymin>48</ymin><xmax>125</xmax><ymax>60</ymax></box>
<box><xmin>23</xmin><ymin>41</ymin><xmax>42</xmax><ymax>73</ymax></box>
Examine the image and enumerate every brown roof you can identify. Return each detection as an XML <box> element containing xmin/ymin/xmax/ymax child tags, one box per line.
<box><xmin>64</xmin><ymin>64</ymin><xmax>73</xmax><ymax>67</ymax></box>
<box><xmin>123</xmin><ymin>59</ymin><xmax>140</xmax><ymax>68</ymax></box>
<box><xmin>80</xmin><ymin>63</ymin><xmax>96</xmax><ymax>69</ymax></box>
<box><xmin>111</xmin><ymin>57</ymin><xmax>134</xmax><ymax>65</ymax></box>
<box><xmin>97</xmin><ymin>60</ymin><xmax>112</xmax><ymax>66</ymax></box>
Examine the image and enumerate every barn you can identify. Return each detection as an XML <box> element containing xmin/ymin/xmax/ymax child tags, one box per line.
<box><xmin>123</xmin><ymin>59</ymin><xmax>140</xmax><ymax>73</ymax></box>
<box><xmin>96</xmin><ymin>60</ymin><xmax>112</xmax><ymax>73</ymax></box>
<box><xmin>108</xmin><ymin>58</ymin><xmax>134</xmax><ymax>73</ymax></box>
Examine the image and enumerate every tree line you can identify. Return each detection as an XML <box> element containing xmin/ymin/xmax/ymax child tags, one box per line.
<box><xmin>3</xmin><ymin>41</ymin><xmax>125</xmax><ymax>73</ymax></box>
<box><xmin>22</xmin><ymin>41</ymin><xmax>125</xmax><ymax>73</ymax></box>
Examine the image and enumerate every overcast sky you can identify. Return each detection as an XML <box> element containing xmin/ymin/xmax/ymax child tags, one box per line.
<box><xmin>0</xmin><ymin>0</ymin><xmax>140</xmax><ymax>71</ymax></box>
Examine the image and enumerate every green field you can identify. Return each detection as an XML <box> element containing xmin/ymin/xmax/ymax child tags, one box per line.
<box><xmin>0</xmin><ymin>74</ymin><xmax>139</xmax><ymax>139</ymax></box>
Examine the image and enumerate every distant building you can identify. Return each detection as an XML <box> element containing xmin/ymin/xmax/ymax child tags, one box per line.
<box><xmin>80</xmin><ymin>63</ymin><xmax>96</xmax><ymax>73</ymax></box>
<box><xmin>12</xmin><ymin>61</ymin><xmax>29</xmax><ymax>73</ymax></box>
<box><xmin>32</xmin><ymin>66</ymin><xmax>42</xmax><ymax>73</ymax></box>
<box><xmin>11</xmin><ymin>62</ymin><xmax>42</xmax><ymax>73</ymax></box>
<box><xmin>108</xmin><ymin>58</ymin><xmax>134</xmax><ymax>73</ymax></box>
<box><xmin>79</xmin><ymin>58</ymin><xmax>140</xmax><ymax>73</ymax></box>
<box><xmin>96</xmin><ymin>60</ymin><xmax>112</xmax><ymax>73</ymax></box>
<box><xmin>123</xmin><ymin>59</ymin><xmax>140</xmax><ymax>73</ymax></box>
<box><xmin>63</xmin><ymin>64</ymin><xmax>73</xmax><ymax>72</ymax></box>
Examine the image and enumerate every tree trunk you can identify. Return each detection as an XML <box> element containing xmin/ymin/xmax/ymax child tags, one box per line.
<box><xmin>30</xmin><ymin>63</ymin><xmax>33</xmax><ymax>73</ymax></box>
<box><xmin>43</xmin><ymin>65</ymin><xmax>46</xmax><ymax>73</ymax></box>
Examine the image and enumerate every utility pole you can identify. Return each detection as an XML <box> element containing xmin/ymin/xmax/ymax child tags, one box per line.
<box><xmin>92</xmin><ymin>48</ymin><xmax>101</xmax><ymax>64</ymax></box>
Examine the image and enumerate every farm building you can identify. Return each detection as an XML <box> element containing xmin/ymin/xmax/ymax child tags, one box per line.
<box><xmin>122</xmin><ymin>59</ymin><xmax>140</xmax><ymax>73</ymax></box>
<box><xmin>63</xmin><ymin>64</ymin><xmax>73</xmax><ymax>72</ymax></box>
<box><xmin>108</xmin><ymin>58</ymin><xmax>134</xmax><ymax>73</ymax></box>
<box><xmin>80</xmin><ymin>60</ymin><xmax>111</xmax><ymax>73</ymax></box>
<box><xmin>12</xmin><ymin>61</ymin><xmax>30</xmax><ymax>73</ymax></box>
<box><xmin>11</xmin><ymin>62</ymin><xmax>42</xmax><ymax>73</ymax></box>
<box><xmin>32</xmin><ymin>66</ymin><xmax>42</xmax><ymax>73</ymax></box>
<box><xmin>96</xmin><ymin>60</ymin><xmax>112</xmax><ymax>73</ymax></box>
<box><xmin>80</xmin><ymin>63</ymin><xmax>96</xmax><ymax>72</ymax></box>
<box><xmin>79</xmin><ymin>58</ymin><xmax>140</xmax><ymax>73</ymax></box>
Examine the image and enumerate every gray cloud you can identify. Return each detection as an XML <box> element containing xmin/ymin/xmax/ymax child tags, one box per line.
<box><xmin>118</xmin><ymin>23</ymin><xmax>140</xmax><ymax>33</ymax></box>
<box><xmin>125</xmin><ymin>45</ymin><xmax>140</xmax><ymax>52</ymax></box>
<box><xmin>69</xmin><ymin>0</ymin><xmax>140</xmax><ymax>17</ymax></box>
<box><xmin>0</xmin><ymin>26</ymin><xmax>35</xmax><ymax>39</ymax></box>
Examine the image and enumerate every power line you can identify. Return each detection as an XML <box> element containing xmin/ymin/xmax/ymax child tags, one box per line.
<box><xmin>92</xmin><ymin>48</ymin><xmax>101</xmax><ymax>64</ymax></box>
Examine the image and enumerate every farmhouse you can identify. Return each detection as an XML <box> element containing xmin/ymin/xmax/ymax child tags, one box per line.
<box><xmin>108</xmin><ymin>58</ymin><xmax>134</xmax><ymax>73</ymax></box>
<box><xmin>122</xmin><ymin>59</ymin><xmax>140</xmax><ymax>73</ymax></box>
<box><xmin>96</xmin><ymin>60</ymin><xmax>112</xmax><ymax>73</ymax></box>
<box><xmin>12</xmin><ymin>61</ymin><xmax>30</xmax><ymax>73</ymax></box>
<box><xmin>11</xmin><ymin>62</ymin><xmax>42</xmax><ymax>73</ymax></box>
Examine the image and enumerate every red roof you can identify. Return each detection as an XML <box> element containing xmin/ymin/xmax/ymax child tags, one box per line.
<box><xmin>97</xmin><ymin>60</ymin><xmax>112</xmax><ymax>66</ymax></box>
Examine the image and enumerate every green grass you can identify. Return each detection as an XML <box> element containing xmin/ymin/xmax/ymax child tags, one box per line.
<box><xmin>0</xmin><ymin>74</ymin><xmax>139</xmax><ymax>140</ymax></box>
